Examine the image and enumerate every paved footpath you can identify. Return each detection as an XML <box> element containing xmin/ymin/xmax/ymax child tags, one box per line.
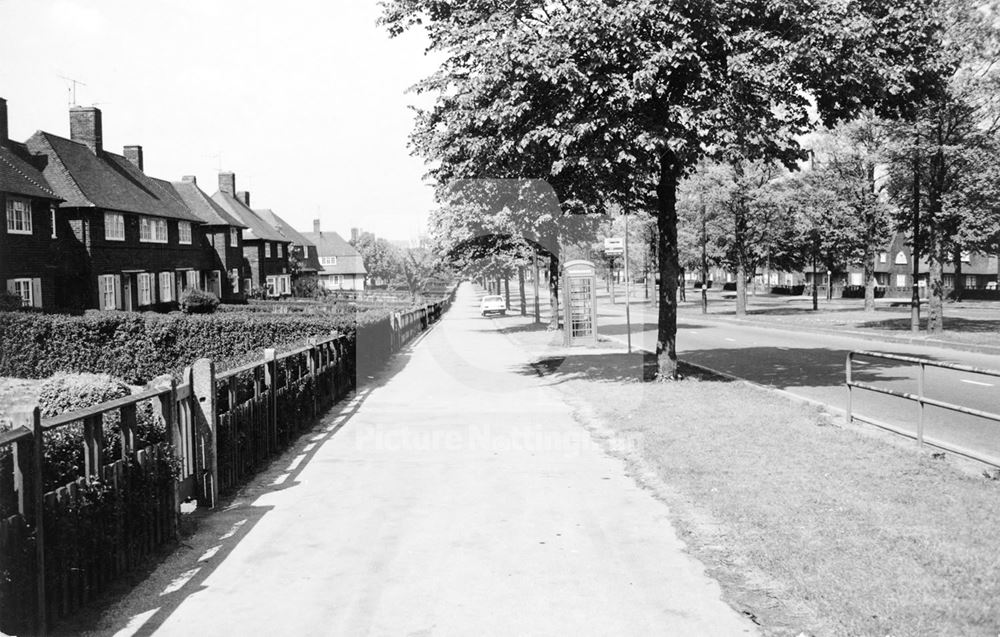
<box><xmin>80</xmin><ymin>283</ymin><xmax>756</xmax><ymax>637</ymax></box>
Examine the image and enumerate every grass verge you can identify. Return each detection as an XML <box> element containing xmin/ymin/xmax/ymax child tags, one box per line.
<box><xmin>501</xmin><ymin>318</ymin><xmax>1000</xmax><ymax>637</ymax></box>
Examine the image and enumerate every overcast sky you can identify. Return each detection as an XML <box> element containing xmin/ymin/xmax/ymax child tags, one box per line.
<box><xmin>0</xmin><ymin>1</ymin><xmax>438</xmax><ymax>242</ymax></box>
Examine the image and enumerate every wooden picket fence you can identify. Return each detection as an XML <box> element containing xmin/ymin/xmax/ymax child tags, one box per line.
<box><xmin>0</xmin><ymin>289</ymin><xmax>455</xmax><ymax>636</ymax></box>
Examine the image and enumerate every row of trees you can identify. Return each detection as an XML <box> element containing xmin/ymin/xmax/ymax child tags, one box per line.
<box><xmin>382</xmin><ymin>0</ymin><xmax>998</xmax><ymax>378</ymax></box>
<box><xmin>349</xmin><ymin>231</ymin><xmax>445</xmax><ymax>299</ymax></box>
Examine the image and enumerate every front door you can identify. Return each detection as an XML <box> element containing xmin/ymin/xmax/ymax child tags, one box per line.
<box><xmin>122</xmin><ymin>274</ymin><xmax>136</xmax><ymax>311</ymax></box>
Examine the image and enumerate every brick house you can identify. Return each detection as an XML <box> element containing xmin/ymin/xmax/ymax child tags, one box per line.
<box><xmin>863</xmin><ymin>232</ymin><xmax>999</xmax><ymax>298</ymax></box>
<box><xmin>253</xmin><ymin>207</ymin><xmax>321</xmax><ymax>288</ymax></box>
<box><xmin>211</xmin><ymin>173</ymin><xmax>292</xmax><ymax>297</ymax></box>
<box><xmin>0</xmin><ymin>98</ymin><xmax>68</xmax><ymax>310</ymax></box>
<box><xmin>301</xmin><ymin>220</ymin><xmax>366</xmax><ymax>291</ymax></box>
<box><xmin>169</xmin><ymin>176</ymin><xmax>249</xmax><ymax>302</ymax></box>
<box><xmin>25</xmin><ymin>106</ymin><xmax>213</xmax><ymax>311</ymax></box>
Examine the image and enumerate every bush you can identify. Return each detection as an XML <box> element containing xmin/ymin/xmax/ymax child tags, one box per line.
<box><xmin>36</xmin><ymin>373</ymin><xmax>164</xmax><ymax>490</ymax></box>
<box><xmin>0</xmin><ymin>309</ymin><xmax>385</xmax><ymax>384</ymax></box>
<box><xmin>180</xmin><ymin>289</ymin><xmax>219</xmax><ymax>314</ymax></box>
<box><xmin>0</xmin><ymin>292</ymin><xmax>22</xmax><ymax>311</ymax></box>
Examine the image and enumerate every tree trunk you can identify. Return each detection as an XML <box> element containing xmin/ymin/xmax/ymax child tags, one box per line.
<box><xmin>863</xmin><ymin>250</ymin><xmax>876</xmax><ymax>312</ymax></box>
<box><xmin>736</xmin><ymin>261</ymin><xmax>747</xmax><ymax>316</ymax></box>
<box><xmin>953</xmin><ymin>246</ymin><xmax>964</xmax><ymax>302</ymax></box>
<box><xmin>910</xmin><ymin>133</ymin><xmax>921</xmax><ymax>333</ymax></box>
<box><xmin>503</xmin><ymin>276</ymin><xmax>510</xmax><ymax>310</ymax></box>
<box><xmin>927</xmin><ymin>229</ymin><xmax>944</xmax><ymax>333</ymax></box>
<box><xmin>547</xmin><ymin>254</ymin><xmax>560</xmax><ymax>330</ymax></box>
<box><xmin>518</xmin><ymin>266</ymin><xmax>526</xmax><ymax>316</ymax></box>
<box><xmin>655</xmin><ymin>154</ymin><xmax>681</xmax><ymax>379</ymax></box>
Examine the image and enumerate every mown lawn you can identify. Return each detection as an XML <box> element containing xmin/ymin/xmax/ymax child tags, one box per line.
<box><xmin>503</xmin><ymin>322</ymin><xmax>1000</xmax><ymax>637</ymax></box>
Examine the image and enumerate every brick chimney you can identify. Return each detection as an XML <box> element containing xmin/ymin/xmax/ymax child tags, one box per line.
<box><xmin>219</xmin><ymin>171</ymin><xmax>236</xmax><ymax>195</ymax></box>
<box><xmin>0</xmin><ymin>98</ymin><xmax>7</xmax><ymax>145</ymax></box>
<box><xmin>123</xmin><ymin>145</ymin><xmax>143</xmax><ymax>171</ymax></box>
<box><xmin>351</xmin><ymin>227</ymin><xmax>359</xmax><ymax>243</ymax></box>
<box><xmin>236</xmin><ymin>191</ymin><xmax>250</xmax><ymax>206</ymax></box>
<box><xmin>182</xmin><ymin>175</ymin><xmax>197</xmax><ymax>184</ymax></box>
<box><xmin>70</xmin><ymin>106</ymin><xmax>102</xmax><ymax>154</ymax></box>
<box><xmin>313</xmin><ymin>219</ymin><xmax>321</xmax><ymax>233</ymax></box>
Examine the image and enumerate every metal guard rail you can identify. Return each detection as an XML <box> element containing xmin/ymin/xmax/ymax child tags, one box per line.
<box><xmin>846</xmin><ymin>350</ymin><xmax>1000</xmax><ymax>467</ymax></box>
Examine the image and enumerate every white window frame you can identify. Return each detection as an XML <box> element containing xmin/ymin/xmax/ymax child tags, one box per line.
<box><xmin>105</xmin><ymin>212</ymin><xmax>125</xmax><ymax>241</ymax></box>
<box><xmin>159</xmin><ymin>272</ymin><xmax>175</xmax><ymax>302</ymax></box>
<box><xmin>8</xmin><ymin>278</ymin><xmax>34</xmax><ymax>307</ymax></box>
<box><xmin>878</xmin><ymin>252</ymin><xmax>887</xmax><ymax>264</ymax></box>
<box><xmin>965</xmin><ymin>275</ymin><xmax>977</xmax><ymax>288</ymax></box>
<box><xmin>185</xmin><ymin>270</ymin><xmax>200</xmax><ymax>291</ymax></box>
<box><xmin>266</xmin><ymin>275</ymin><xmax>278</xmax><ymax>297</ymax></box>
<box><xmin>279</xmin><ymin>275</ymin><xmax>291</xmax><ymax>295</ymax></box>
<box><xmin>278</xmin><ymin>243</ymin><xmax>284</xmax><ymax>258</ymax></box>
<box><xmin>6</xmin><ymin>197</ymin><xmax>32</xmax><ymax>234</ymax></box>
<box><xmin>98</xmin><ymin>274</ymin><xmax>120</xmax><ymax>310</ymax></box>
<box><xmin>138</xmin><ymin>273</ymin><xmax>153</xmax><ymax>305</ymax></box>
<box><xmin>229</xmin><ymin>268</ymin><xmax>240</xmax><ymax>293</ymax></box>
<box><xmin>140</xmin><ymin>216</ymin><xmax>168</xmax><ymax>243</ymax></box>
<box><xmin>320</xmin><ymin>256</ymin><xmax>337</xmax><ymax>267</ymax></box>
<box><xmin>264</xmin><ymin>242</ymin><xmax>272</xmax><ymax>258</ymax></box>
<box><xmin>50</xmin><ymin>206</ymin><xmax>57</xmax><ymax>239</ymax></box>
<box><xmin>230</xmin><ymin>228</ymin><xmax>239</xmax><ymax>247</ymax></box>
<box><xmin>895</xmin><ymin>274</ymin><xmax>907</xmax><ymax>288</ymax></box>
<box><xmin>894</xmin><ymin>251</ymin><xmax>907</xmax><ymax>265</ymax></box>
<box><xmin>178</xmin><ymin>221</ymin><xmax>192</xmax><ymax>245</ymax></box>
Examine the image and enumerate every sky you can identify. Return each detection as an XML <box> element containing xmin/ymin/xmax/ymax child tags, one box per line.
<box><xmin>0</xmin><ymin>0</ymin><xmax>439</xmax><ymax>242</ymax></box>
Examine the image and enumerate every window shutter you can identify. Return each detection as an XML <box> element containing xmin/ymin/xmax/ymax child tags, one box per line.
<box><xmin>31</xmin><ymin>278</ymin><xmax>42</xmax><ymax>308</ymax></box>
<box><xmin>5</xmin><ymin>279</ymin><xmax>15</xmax><ymax>294</ymax></box>
<box><xmin>113</xmin><ymin>276</ymin><xmax>122</xmax><ymax>309</ymax></box>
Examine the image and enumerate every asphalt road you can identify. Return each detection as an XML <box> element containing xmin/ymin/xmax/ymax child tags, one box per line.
<box><xmin>594</xmin><ymin>297</ymin><xmax>1000</xmax><ymax>463</ymax></box>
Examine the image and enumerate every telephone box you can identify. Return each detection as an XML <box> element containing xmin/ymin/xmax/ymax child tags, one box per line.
<box><xmin>562</xmin><ymin>259</ymin><xmax>598</xmax><ymax>347</ymax></box>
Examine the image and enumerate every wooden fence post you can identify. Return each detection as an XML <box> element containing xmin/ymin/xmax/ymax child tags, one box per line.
<box><xmin>191</xmin><ymin>359</ymin><xmax>218</xmax><ymax>509</ymax></box>
<box><xmin>264</xmin><ymin>348</ymin><xmax>277</xmax><ymax>451</ymax></box>
<box><xmin>82</xmin><ymin>414</ymin><xmax>103</xmax><ymax>482</ymax></box>
<box><xmin>12</xmin><ymin>407</ymin><xmax>46</xmax><ymax>636</ymax></box>
<box><xmin>307</xmin><ymin>338</ymin><xmax>318</xmax><ymax>418</ymax></box>
<box><xmin>148</xmin><ymin>374</ymin><xmax>179</xmax><ymax>536</ymax></box>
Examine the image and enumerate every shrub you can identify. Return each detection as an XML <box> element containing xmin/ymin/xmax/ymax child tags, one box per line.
<box><xmin>0</xmin><ymin>292</ymin><xmax>22</xmax><ymax>311</ymax></box>
<box><xmin>37</xmin><ymin>373</ymin><xmax>164</xmax><ymax>490</ymax></box>
<box><xmin>180</xmin><ymin>288</ymin><xmax>219</xmax><ymax>314</ymax></box>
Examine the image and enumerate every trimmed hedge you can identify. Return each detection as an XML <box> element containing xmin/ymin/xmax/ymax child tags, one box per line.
<box><xmin>0</xmin><ymin>310</ymin><xmax>390</xmax><ymax>384</ymax></box>
<box><xmin>841</xmin><ymin>285</ymin><xmax>886</xmax><ymax>299</ymax></box>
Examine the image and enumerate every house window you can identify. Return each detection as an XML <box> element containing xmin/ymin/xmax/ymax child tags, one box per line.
<box><xmin>138</xmin><ymin>273</ymin><xmax>153</xmax><ymax>305</ymax></box>
<box><xmin>230</xmin><ymin>228</ymin><xmax>239</xmax><ymax>247</ymax></box>
<box><xmin>105</xmin><ymin>212</ymin><xmax>125</xmax><ymax>241</ymax></box>
<box><xmin>320</xmin><ymin>256</ymin><xmax>337</xmax><ymax>266</ymax></box>
<box><xmin>50</xmin><ymin>206</ymin><xmax>57</xmax><ymax>239</ymax></box>
<box><xmin>6</xmin><ymin>197</ymin><xmax>32</xmax><ymax>234</ymax></box>
<box><xmin>894</xmin><ymin>251</ymin><xmax>907</xmax><ymax>265</ymax></box>
<box><xmin>229</xmin><ymin>268</ymin><xmax>240</xmax><ymax>293</ymax></box>
<box><xmin>265</xmin><ymin>243</ymin><xmax>272</xmax><ymax>258</ymax></box>
<box><xmin>159</xmin><ymin>272</ymin><xmax>174</xmax><ymax>302</ymax></box>
<box><xmin>966</xmin><ymin>275</ymin><xmax>978</xmax><ymax>289</ymax></box>
<box><xmin>879</xmin><ymin>252</ymin><xmax>887</xmax><ymax>264</ymax></box>
<box><xmin>332</xmin><ymin>274</ymin><xmax>342</xmax><ymax>286</ymax></box>
<box><xmin>140</xmin><ymin>216</ymin><xmax>168</xmax><ymax>243</ymax></box>
<box><xmin>895</xmin><ymin>274</ymin><xmax>907</xmax><ymax>287</ymax></box>
<box><xmin>961</xmin><ymin>251</ymin><xmax>971</xmax><ymax>263</ymax></box>
<box><xmin>7</xmin><ymin>278</ymin><xmax>37</xmax><ymax>307</ymax></box>
<box><xmin>185</xmin><ymin>270</ymin><xmax>199</xmax><ymax>291</ymax></box>
<box><xmin>98</xmin><ymin>274</ymin><xmax>120</xmax><ymax>310</ymax></box>
<box><xmin>178</xmin><ymin>221</ymin><xmax>192</xmax><ymax>245</ymax></box>
<box><xmin>244</xmin><ymin>278</ymin><xmax>252</xmax><ymax>294</ymax></box>
<box><xmin>279</xmin><ymin>275</ymin><xmax>291</xmax><ymax>295</ymax></box>
<box><xmin>278</xmin><ymin>244</ymin><xmax>285</xmax><ymax>258</ymax></box>
<box><xmin>266</xmin><ymin>275</ymin><xmax>278</xmax><ymax>297</ymax></box>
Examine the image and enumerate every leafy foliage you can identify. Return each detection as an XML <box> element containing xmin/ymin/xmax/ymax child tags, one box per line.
<box><xmin>180</xmin><ymin>288</ymin><xmax>220</xmax><ymax>314</ymax></box>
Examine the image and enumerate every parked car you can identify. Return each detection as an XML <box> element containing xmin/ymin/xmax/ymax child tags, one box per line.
<box><xmin>480</xmin><ymin>295</ymin><xmax>506</xmax><ymax>316</ymax></box>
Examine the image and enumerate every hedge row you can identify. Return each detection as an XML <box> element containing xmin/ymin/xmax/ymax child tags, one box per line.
<box><xmin>0</xmin><ymin>310</ymin><xmax>392</xmax><ymax>384</ymax></box>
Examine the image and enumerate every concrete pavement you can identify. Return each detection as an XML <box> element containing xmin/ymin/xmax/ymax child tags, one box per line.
<box><xmin>76</xmin><ymin>283</ymin><xmax>756</xmax><ymax>637</ymax></box>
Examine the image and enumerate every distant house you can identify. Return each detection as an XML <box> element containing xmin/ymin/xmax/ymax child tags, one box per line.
<box><xmin>300</xmin><ymin>220</ymin><xmax>366</xmax><ymax>291</ymax></box>
<box><xmin>169</xmin><ymin>176</ymin><xmax>249</xmax><ymax>301</ymax></box>
<box><xmin>26</xmin><ymin>106</ymin><xmax>211</xmax><ymax>311</ymax></box>
<box><xmin>253</xmin><ymin>207</ymin><xmax>321</xmax><ymax>286</ymax></box>
<box><xmin>0</xmin><ymin>98</ymin><xmax>65</xmax><ymax>309</ymax></box>
<box><xmin>863</xmin><ymin>232</ymin><xmax>998</xmax><ymax>297</ymax></box>
<box><xmin>211</xmin><ymin>172</ymin><xmax>292</xmax><ymax>297</ymax></box>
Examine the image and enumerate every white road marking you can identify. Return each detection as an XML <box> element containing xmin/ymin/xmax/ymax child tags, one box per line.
<box><xmin>960</xmin><ymin>379</ymin><xmax>994</xmax><ymax>387</ymax></box>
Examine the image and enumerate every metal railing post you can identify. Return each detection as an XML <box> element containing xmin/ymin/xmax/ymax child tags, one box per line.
<box><xmin>917</xmin><ymin>361</ymin><xmax>925</xmax><ymax>447</ymax></box>
<box><xmin>845</xmin><ymin>352</ymin><xmax>853</xmax><ymax>425</ymax></box>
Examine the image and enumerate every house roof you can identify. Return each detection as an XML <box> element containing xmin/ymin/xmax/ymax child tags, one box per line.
<box><xmin>171</xmin><ymin>181</ymin><xmax>247</xmax><ymax>228</ymax></box>
<box><xmin>0</xmin><ymin>142</ymin><xmax>60</xmax><ymax>200</ymax></box>
<box><xmin>300</xmin><ymin>230</ymin><xmax>367</xmax><ymax>275</ymax></box>
<box><xmin>253</xmin><ymin>208</ymin><xmax>314</xmax><ymax>246</ymax></box>
<box><xmin>24</xmin><ymin>131</ymin><xmax>201</xmax><ymax>222</ymax></box>
<box><xmin>212</xmin><ymin>191</ymin><xmax>288</xmax><ymax>242</ymax></box>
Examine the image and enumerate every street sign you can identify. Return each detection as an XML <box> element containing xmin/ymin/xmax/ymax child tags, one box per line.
<box><xmin>604</xmin><ymin>237</ymin><xmax>624</xmax><ymax>255</ymax></box>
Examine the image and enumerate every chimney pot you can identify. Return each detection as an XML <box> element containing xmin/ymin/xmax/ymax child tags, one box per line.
<box><xmin>219</xmin><ymin>171</ymin><xmax>236</xmax><ymax>196</ymax></box>
<box><xmin>182</xmin><ymin>175</ymin><xmax>197</xmax><ymax>184</ymax></box>
<box><xmin>236</xmin><ymin>190</ymin><xmax>250</xmax><ymax>206</ymax></box>
<box><xmin>70</xmin><ymin>106</ymin><xmax>103</xmax><ymax>154</ymax></box>
<box><xmin>351</xmin><ymin>227</ymin><xmax>359</xmax><ymax>243</ymax></box>
<box><xmin>123</xmin><ymin>145</ymin><xmax>143</xmax><ymax>171</ymax></box>
<box><xmin>313</xmin><ymin>219</ymin><xmax>320</xmax><ymax>233</ymax></box>
<box><xmin>0</xmin><ymin>98</ymin><xmax>7</xmax><ymax>145</ymax></box>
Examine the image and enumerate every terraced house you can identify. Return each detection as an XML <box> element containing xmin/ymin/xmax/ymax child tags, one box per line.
<box><xmin>212</xmin><ymin>172</ymin><xmax>292</xmax><ymax>297</ymax></box>
<box><xmin>0</xmin><ymin>98</ymin><xmax>67</xmax><ymax>310</ymax></box>
<box><xmin>25</xmin><ymin>106</ymin><xmax>213</xmax><ymax>311</ymax></box>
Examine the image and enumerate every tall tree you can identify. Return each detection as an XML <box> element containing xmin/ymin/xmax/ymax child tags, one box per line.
<box><xmin>382</xmin><ymin>0</ymin><xmax>949</xmax><ymax>377</ymax></box>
